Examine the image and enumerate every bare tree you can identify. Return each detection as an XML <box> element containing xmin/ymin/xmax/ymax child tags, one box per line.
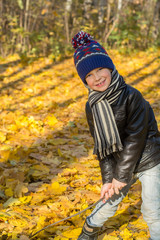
<box><xmin>83</xmin><ymin>0</ymin><xmax>92</xmax><ymax>20</ymax></box>
<box><xmin>23</xmin><ymin>0</ymin><xmax>30</xmax><ymax>50</ymax></box>
<box><xmin>103</xmin><ymin>0</ymin><xmax>124</xmax><ymax>43</ymax></box>
<box><xmin>153</xmin><ymin>0</ymin><xmax>160</xmax><ymax>40</ymax></box>
<box><xmin>98</xmin><ymin>0</ymin><xmax>106</xmax><ymax>24</ymax></box>
<box><xmin>64</xmin><ymin>0</ymin><xmax>72</xmax><ymax>44</ymax></box>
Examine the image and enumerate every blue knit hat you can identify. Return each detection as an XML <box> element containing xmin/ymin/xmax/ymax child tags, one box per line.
<box><xmin>72</xmin><ymin>31</ymin><xmax>114</xmax><ymax>83</ymax></box>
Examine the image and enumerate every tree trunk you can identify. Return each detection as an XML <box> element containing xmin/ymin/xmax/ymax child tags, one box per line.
<box><xmin>143</xmin><ymin>0</ymin><xmax>156</xmax><ymax>48</ymax></box>
<box><xmin>83</xmin><ymin>0</ymin><xmax>92</xmax><ymax>20</ymax></box>
<box><xmin>0</xmin><ymin>0</ymin><xmax>3</xmax><ymax>17</ymax></box>
<box><xmin>117</xmin><ymin>0</ymin><xmax>122</xmax><ymax>20</ymax></box>
<box><xmin>19</xmin><ymin>10</ymin><xmax>23</xmax><ymax>51</ymax></box>
<box><xmin>24</xmin><ymin>0</ymin><xmax>29</xmax><ymax>31</ymax></box>
<box><xmin>152</xmin><ymin>0</ymin><xmax>160</xmax><ymax>40</ymax></box>
<box><xmin>98</xmin><ymin>0</ymin><xmax>106</xmax><ymax>24</ymax></box>
<box><xmin>103</xmin><ymin>0</ymin><xmax>111</xmax><ymax>43</ymax></box>
<box><xmin>23</xmin><ymin>0</ymin><xmax>30</xmax><ymax>51</ymax></box>
<box><xmin>0</xmin><ymin>0</ymin><xmax>3</xmax><ymax>55</ymax></box>
<box><xmin>64</xmin><ymin>0</ymin><xmax>72</xmax><ymax>44</ymax></box>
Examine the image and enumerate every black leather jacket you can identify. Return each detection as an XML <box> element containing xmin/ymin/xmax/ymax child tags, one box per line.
<box><xmin>86</xmin><ymin>84</ymin><xmax>160</xmax><ymax>184</ymax></box>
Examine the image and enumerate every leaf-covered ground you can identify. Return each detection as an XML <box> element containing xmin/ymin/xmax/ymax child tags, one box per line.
<box><xmin>0</xmin><ymin>49</ymin><xmax>159</xmax><ymax>240</ymax></box>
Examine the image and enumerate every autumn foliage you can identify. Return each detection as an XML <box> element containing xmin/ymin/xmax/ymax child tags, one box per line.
<box><xmin>0</xmin><ymin>49</ymin><xmax>159</xmax><ymax>239</ymax></box>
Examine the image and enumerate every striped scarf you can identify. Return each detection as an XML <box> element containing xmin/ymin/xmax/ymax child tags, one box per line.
<box><xmin>86</xmin><ymin>67</ymin><xmax>126</xmax><ymax>159</ymax></box>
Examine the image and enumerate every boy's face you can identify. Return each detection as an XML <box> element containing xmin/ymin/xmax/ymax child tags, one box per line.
<box><xmin>85</xmin><ymin>67</ymin><xmax>112</xmax><ymax>92</ymax></box>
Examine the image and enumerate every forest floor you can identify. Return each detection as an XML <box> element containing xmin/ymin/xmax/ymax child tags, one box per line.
<box><xmin>0</xmin><ymin>48</ymin><xmax>159</xmax><ymax>240</ymax></box>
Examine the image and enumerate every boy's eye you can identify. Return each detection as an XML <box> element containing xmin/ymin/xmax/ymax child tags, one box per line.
<box><xmin>86</xmin><ymin>74</ymin><xmax>92</xmax><ymax>79</ymax></box>
<box><xmin>98</xmin><ymin>68</ymin><xmax>103</xmax><ymax>71</ymax></box>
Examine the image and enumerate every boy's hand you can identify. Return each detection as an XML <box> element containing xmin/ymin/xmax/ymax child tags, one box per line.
<box><xmin>112</xmin><ymin>178</ymin><xmax>127</xmax><ymax>195</ymax></box>
<box><xmin>100</xmin><ymin>179</ymin><xmax>127</xmax><ymax>203</ymax></box>
<box><xmin>101</xmin><ymin>183</ymin><xmax>114</xmax><ymax>202</ymax></box>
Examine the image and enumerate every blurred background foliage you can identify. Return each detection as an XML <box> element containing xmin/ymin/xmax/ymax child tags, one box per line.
<box><xmin>0</xmin><ymin>0</ymin><xmax>159</xmax><ymax>62</ymax></box>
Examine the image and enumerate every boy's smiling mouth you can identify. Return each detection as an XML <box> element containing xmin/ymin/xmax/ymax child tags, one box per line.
<box><xmin>96</xmin><ymin>79</ymin><xmax>106</xmax><ymax>87</ymax></box>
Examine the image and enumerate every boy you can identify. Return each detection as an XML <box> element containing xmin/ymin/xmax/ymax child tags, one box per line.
<box><xmin>72</xmin><ymin>31</ymin><xmax>160</xmax><ymax>240</ymax></box>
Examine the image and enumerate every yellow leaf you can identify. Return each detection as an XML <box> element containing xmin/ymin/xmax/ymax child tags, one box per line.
<box><xmin>5</xmin><ymin>188</ymin><xmax>13</xmax><ymax>197</ymax></box>
<box><xmin>34</xmin><ymin>164</ymin><xmax>50</xmax><ymax>173</ymax></box>
<box><xmin>58</xmin><ymin>196</ymin><xmax>74</xmax><ymax>211</ymax></box>
<box><xmin>7</xmin><ymin>124</ymin><xmax>18</xmax><ymax>131</ymax></box>
<box><xmin>15</xmin><ymin>116</ymin><xmax>29</xmax><ymax>128</ymax></box>
<box><xmin>0</xmin><ymin>132</ymin><xmax>6</xmax><ymax>143</ymax></box>
<box><xmin>60</xmin><ymin>167</ymin><xmax>78</xmax><ymax>176</ymax></box>
<box><xmin>133</xmin><ymin>231</ymin><xmax>148</xmax><ymax>240</ymax></box>
<box><xmin>51</xmin><ymin>181</ymin><xmax>59</xmax><ymax>189</ymax></box>
<box><xmin>12</xmin><ymin>231</ymin><xmax>18</xmax><ymax>240</ymax></box>
<box><xmin>120</xmin><ymin>228</ymin><xmax>133</xmax><ymax>239</ymax></box>
<box><xmin>0</xmin><ymin>149</ymin><xmax>10</xmax><ymax>161</ymax></box>
<box><xmin>10</xmin><ymin>219</ymin><xmax>26</xmax><ymax>227</ymax></box>
<box><xmin>49</xmin><ymin>181</ymin><xmax>66</xmax><ymax>195</ymax></box>
<box><xmin>3</xmin><ymin>197</ymin><xmax>21</xmax><ymax>208</ymax></box>
<box><xmin>41</xmin><ymin>9</ymin><xmax>47</xmax><ymax>15</ymax></box>
<box><xmin>54</xmin><ymin>237</ymin><xmax>67</xmax><ymax>240</ymax></box>
<box><xmin>19</xmin><ymin>195</ymin><xmax>32</xmax><ymax>204</ymax></box>
<box><xmin>45</xmin><ymin>114</ymin><xmax>58</xmax><ymax>126</ymax></box>
<box><xmin>32</xmin><ymin>216</ymin><xmax>46</xmax><ymax>235</ymax></box>
<box><xmin>130</xmin><ymin>218</ymin><xmax>148</xmax><ymax>229</ymax></box>
<box><xmin>102</xmin><ymin>235</ymin><xmax>119</xmax><ymax>240</ymax></box>
<box><xmin>81</xmin><ymin>203</ymin><xmax>88</xmax><ymax>210</ymax></box>
<box><xmin>63</xmin><ymin>228</ymin><xmax>82</xmax><ymax>238</ymax></box>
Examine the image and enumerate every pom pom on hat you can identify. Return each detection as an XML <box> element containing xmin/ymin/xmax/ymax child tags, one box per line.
<box><xmin>72</xmin><ymin>31</ymin><xmax>93</xmax><ymax>49</ymax></box>
<box><xmin>72</xmin><ymin>31</ymin><xmax>114</xmax><ymax>83</ymax></box>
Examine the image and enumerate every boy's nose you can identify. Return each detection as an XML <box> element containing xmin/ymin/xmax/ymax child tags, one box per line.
<box><xmin>94</xmin><ymin>72</ymin><xmax>100</xmax><ymax>81</ymax></box>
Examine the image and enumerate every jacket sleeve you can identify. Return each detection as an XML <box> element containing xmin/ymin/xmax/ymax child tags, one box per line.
<box><xmin>85</xmin><ymin>102</ymin><xmax>94</xmax><ymax>138</ymax></box>
<box><xmin>99</xmin><ymin>157</ymin><xmax>115</xmax><ymax>184</ymax></box>
<box><xmin>114</xmin><ymin>89</ymin><xmax>149</xmax><ymax>183</ymax></box>
<box><xmin>85</xmin><ymin>101</ymin><xmax>114</xmax><ymax>184</ymax></box>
